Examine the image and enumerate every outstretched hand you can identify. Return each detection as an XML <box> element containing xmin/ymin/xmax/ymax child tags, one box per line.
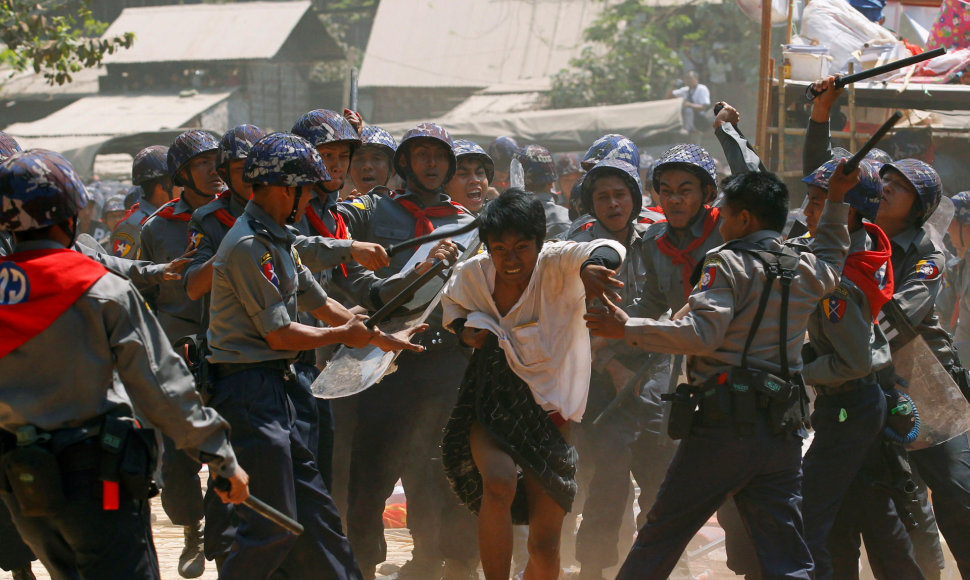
<box><xmin>584</xmin><ymin>299</ymin><xmax>629</xmax><ymax>339</ymax></box>
<box><xmin>581</xmin><ymin>264</ymin><xmax>624</xmax><ymax>306</ymax></box>
<box><xmin>370</xmin><ymin>323</ymin><xmax>429</xmax><ymax>352</ymax></box>
<box><xmin>164</xmin><ymin>248</ymin><xmax>197</xmax><ymax>280</ymax></box>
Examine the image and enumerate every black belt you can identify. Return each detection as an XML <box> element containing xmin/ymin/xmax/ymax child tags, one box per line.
<box><xmin>814</xmin><ymin>373</ymin><xmax>877</xmax><ymax>397</ymax></box>
<box><xmin>211</xmin><ymin>359</ymin><xmax>291</xmax><ymax>380</ymax></box>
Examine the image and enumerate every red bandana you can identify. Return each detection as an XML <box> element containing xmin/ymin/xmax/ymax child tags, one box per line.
<box><xmin>655</xmin><ymin>206</ymin><xmax>720</xmax><ymax>299</ymax></box>
<box><xmin>305</xmin><ymin>204</ymin><xmax>350</xmax><ymax>277</ymax></box>
<box><xmin>115</xmin><ymin>202</ymin><xmax>144</xmax><ymax>230</ymax></box>
<box><xmin>0</xmin><ymin>248</ymin><xmax>109</xmax><ymax>358</ymax></box>
<box><xmin>156</xmin><ymin>199</ymin><xmax>192</xmax><ymax>222</ymax></box>
<box><xmin>842</xmin><ymin>222</ymin><xmax>895</xmax><ymax>320</ymax></box>
<box><xmin>211</xmin><ymin>192</ymin><xmax>236</xmax><ymax>228</ymax></box>
<box><xmin>394</xmin><ymin>197</ymin><xmax>465</xmax><ymax>237</ymax></box>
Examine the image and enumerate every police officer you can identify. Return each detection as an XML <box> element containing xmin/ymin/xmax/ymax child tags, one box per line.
<box><xmin>111</xmin><ymin>145</ymin><xmax>177</xmax><ymax>259</ymax></box>
<box><xmin>206</xmin><ymin>132</ymin><xmax>424</xmax><ymax>580</ymax></box>
<box><xmin>514</xmin><ymin>144</ymin><xmax>571</xmax><ymax>239</ymax></box>
<box><xmin>874</xmin><ymin>157</ymin><xmax>970</xmax><ymax>578</ymax></box>
<box><xmin>0</xmin><ymin>129</ymin><xmax>36</xmax><ymax>580</ymax></box>
<box><xmin>0</xmin><ymin>148</ymin><xmax>249</xmax><ymax>579</ymax></box>
<box><xmin>349</xmin><ymin>125</ymin><xmax>398</xmax><ymax>196</ymax></box>
<box><xmin>567</xmin><ymin>159</ymin><xmax>660</xmax><ymax>580</ymax></box>
<box><xmin>586</xmin><ymin>166</ymin><xmax>856</xmax><ymax>580</ymax></box>
<box><xmin>487</xmin><ymin>135</ymin><xmax>519</xmax><ymax>192</ymax></box>
<box><xmin>796</xmin><ymin>159</ymin><xmax>902</xmax><ymax>580</ymax></box>
<box><xmin>140</xmin><ymin>129</ymin><xmax>225</xmax><ymax>577</ymax></box>
<box><xmin>337</xmin><ymin>122</ymin><xmax>479</xmax><ymax>580</ymax></box>
<box><xmin>446</xmin><ymin>139</ymin><xmax>493</xmax><ymax>215</ymax></box>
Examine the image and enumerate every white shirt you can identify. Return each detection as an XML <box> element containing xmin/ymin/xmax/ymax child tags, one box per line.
<box><xmin>672</xmin><ymin>83</ymin><xmax>711</xmax><ymax>106</ymax></box>
<box><xmin>442</xmin><ymin>239</ymin><xmax>625</xmax><ymax>421</ymax></box>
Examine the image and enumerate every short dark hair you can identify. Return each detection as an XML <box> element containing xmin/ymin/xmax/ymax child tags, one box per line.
<box><xmin>479</xmin><ymin>188</ymin><xmax>545</xmax><ymax>249</ymax></box>
<box><xmin>721</xmin><ymin>171</ymin><xmax>789</xmax><ymax>233</ymax></box>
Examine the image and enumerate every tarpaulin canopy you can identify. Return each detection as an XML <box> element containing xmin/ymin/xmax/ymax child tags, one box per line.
<box><xmin>379</xmin><ymin>98</ymin><xmax>685</xmax><ymax>151</ymax></box>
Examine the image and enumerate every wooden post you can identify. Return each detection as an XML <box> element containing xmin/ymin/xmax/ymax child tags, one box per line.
<box><xmin>786</xmin><ymin>0</ymin><xmax>795</xmax><ymax>44</ymax></box>
<box><xmin>777</xmin><ymin>62</ymin><xmax>787</xmax><ymax>175</ymax></box>
<box><xmin>756</xmin><ymin>0</ymin><xmax>773</xmax><ymax>153</ymax></box>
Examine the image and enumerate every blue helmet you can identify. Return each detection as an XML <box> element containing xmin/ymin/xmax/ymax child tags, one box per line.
<box><xmin>218</xmin><ymin>125</ymin><xmax>267</xmax><ymax>169</ymax></box>
<box><xmin>167</xmin><ymin>130</ymin><xmax>220</xmax><ymax>186</ymax></box>
<box><xmin>0</xmin><ymin>131</ymin><xmax>22</xmax><ymax>162</ymax></box>
<box><xmin>580</xmin><ymin>159</ymin><xmax>643</xmax><ymax>222</ymax></box>
<box><xmin>452</xmin><ymin>139</ymin><xmax>494</xmax><ymax>182</ymax></box>
<box><xmin>880</xmin><ymin>159</ymin><xmax>943</xmax><ymax>224</ymax></box>
<box><xmin>652</xmin><ymin>144</ymin><xmax>718</xmax><ymax>192</ymax></box>
<box><xmin>582</xmin><ymin>134</ymin><xmax>640</xmax><ymax>171</ymax></box>
<box><xmin>802</xmin><ymin>159</ymin><xmax>882</xmax><ymax>221</ymax></box>
<box><xmin>952</xmin><ymin>192</ymin><xmax>970</xmax><ymax>226</ymax></box>
<box><xmin>243</xmin><ymin>133</ymin><xmax>331</xmax><ymax>187</ymax></box>
<box><xmin>488</xmin><ymin>136</ymin><xmax>520</xmax><ymax>171</ymax></box>
<box><xmin>131</xmin><ymin>145</ymin><xmax>170</xmax><ymax>186</ymax></box>
<box><xmin>291</xmin><ymin>109</ymin><xmax>361</xmax><ymax>154</ymax></box>
<box><xmin>394</xmin><ymin>123</ymin><xmax>457</xmax><ymax>183</ymax></box>
<box><xmin>359</xmin><ymin>125</ymin><xmax>398</xmax><ymax>160</ymax></box>
<box><xmin>515</xmin><ymin>144</ymin><xmax>556</xmax><ymax>187</ymax></box>
<box><xmin>0</xmin><ymin>149</ymin><xmax>88</xmax><ymax>232</ymax></box>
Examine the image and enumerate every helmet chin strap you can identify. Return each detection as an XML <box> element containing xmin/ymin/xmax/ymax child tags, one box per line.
<box><xmin>183</xmin><ymin>167</ymin><xmax>216</xmax><ymax>201</ymax></box>
<box><xmin>286</xmin><ymin>187</ymin><xmax>302</xmax><ymax>224</ymax></box>
<box><xmin>57</xmin><ymin>218</ymin><xmax>78</xmax><ymax>246</ymax></box>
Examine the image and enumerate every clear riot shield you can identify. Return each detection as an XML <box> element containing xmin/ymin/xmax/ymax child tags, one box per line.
<box><xmin>311</xmin><ymin>228</ymin><xmax>480</xmax><ymax>399</ymax></box>
<box><xmin>880</xmin><ymin>299</ymin><xmax>970</xmax><ymax>450</ymax></box>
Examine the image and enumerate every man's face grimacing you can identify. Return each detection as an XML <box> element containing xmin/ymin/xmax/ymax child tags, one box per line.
<box><xmin>445</xmin><ymin>158</ymin><xmax>488</xmax><ymax>213</ymax></box>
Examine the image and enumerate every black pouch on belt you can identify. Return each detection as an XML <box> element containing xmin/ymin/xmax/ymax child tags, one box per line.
<box><xmin>728</xmin><ymin>368</ymin><xmax>758</xmax><ymax>434</ymax></box>
<box><xmin>120</xmin><ymin>426</ymin><xmax>157</xmax><ymax>500</ymax></box>
<box><xmin>1</xmin><ymin>427</ymin><xmax>66</xmax><ymax>517</ymax></box>
<box><xmin>661</xmin><ymin>383</ymin><xmax>699</xmax><ymax>440</ymax></box>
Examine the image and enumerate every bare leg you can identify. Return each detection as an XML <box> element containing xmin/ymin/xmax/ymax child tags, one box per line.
<box><xmin>523</xmin><ymin>422</ymin><xmax>570</xmax><ymax>580</ymax></box>
<box><xmin>470</xmin><ymin>421</ymin><xmax>517</xmax><ymax>580</ymax></box>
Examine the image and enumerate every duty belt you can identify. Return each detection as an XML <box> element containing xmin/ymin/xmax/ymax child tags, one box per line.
<box><xmin>211</xmin><ymin>359</ymin><xmax>292</xmax><ymax>380</ymax></box>
<box><xmin>813</xmin><ymin>372</ymin><xmax>878</xmax><ymax>397</ymax></box>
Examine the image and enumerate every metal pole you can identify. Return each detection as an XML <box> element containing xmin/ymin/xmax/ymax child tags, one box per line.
<box><xmin>848</xmin><ymin>62</ymin><xmax>857</xmax><ymax>152</ymax></box>
<box><xmin>756</xmin><ymin>0</ymin><xmax>773</xmax><ymax>153</ymax></box>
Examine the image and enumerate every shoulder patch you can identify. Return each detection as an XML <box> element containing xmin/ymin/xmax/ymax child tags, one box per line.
<box><xmin>260</xmin><ymin>252</ymin><xmax>280</xmax><ymax>288</ymax></box>
<box><xmin>697</xmin><ymin>256</ymin><xmax>721</xmax><ymax>291</ymax></box>
<box><xmin>189</xmin><ymin>229</ymin><xmax>204</xmax><ymax>250</ymax></box>
<box><xmin>915</xmin><ymin>259</ymin><xmax>940</xmax><ymax>280</ymax></box>
<box><xmin>290</xmin><ymin>246</ymin><xmax>303</xmax><ymax>268</ymax></box>
<box><xmin>112</xmin><ymin>233</ymin><xmax>135</xmax><ymax>258</ymax></box>
<box><xmin>0</xmin><ymin>262</ymin><xmax>30</xmax><ymax>304</ymax></box>
<box><xmin>822</xmin><ymin>294</ymin><xmax>847</xmax><ymax>323</ymax></box>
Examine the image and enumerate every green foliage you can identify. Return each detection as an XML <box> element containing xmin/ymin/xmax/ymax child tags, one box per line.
<box><xmin>550</xmin><ymin>0</ymin><xmax>760</xmax><ymax>109</ymax></box>
<box><xmin>1</xmin><ymin>0</ymin><xmax>133</xmax><ymax>86</ymax></box>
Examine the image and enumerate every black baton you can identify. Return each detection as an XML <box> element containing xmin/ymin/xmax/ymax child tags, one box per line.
<box><xmin>385</xmin><ymin>218</ymin><xmax>480</xmax><ymax>257</ymax></box>
<box><xmin>805</xmin><ymin>47</ymin><xmax>946</xmax><ymax>101</ymax></box>
<box><xmin>213</xmin><ymin>478</ymin><xmax>304</xmax><ymax>536</ymax></box>
<box><xmin>592</xmin><ymin>354</ymin><xmax>663</xmax><ymax>426</ymax></box>
<box><xmin>349</xmin><ymin>67</ymin><xmax>359</xmax><ymax>112</ymax></box>
<box><xmin>843</xmin><ymin>111</ymin><xmax>903</xmax><ymax>174</ymax></box>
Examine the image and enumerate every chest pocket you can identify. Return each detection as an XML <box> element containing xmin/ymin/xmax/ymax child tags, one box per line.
<box><xmin>509</xmin><ymin>322</ymin><xmax>552</xmax><ymax>367</ymax></box>
<box><xmin>373</xmin><ymin>224</ymin><xmax>411</xmax><ymax>243</ymax></box>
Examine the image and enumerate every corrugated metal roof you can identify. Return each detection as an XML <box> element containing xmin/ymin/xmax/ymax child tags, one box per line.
<box><xmin>101</xmin><ymin>1</ymin><xmax>335</xmax><ymax>64</ymax></box>
<box><xmin>360</xmin><ymin>0</ymin><xmax>723</xmax><ymax>89</ymax></box>
<box><xmin>5</xmin><ymin>90</ymin><xmax>235</xmax><ymax>137</ymax></box>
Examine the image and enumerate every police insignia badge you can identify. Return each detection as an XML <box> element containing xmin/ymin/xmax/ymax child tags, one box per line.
<box><xmin>822</xmin><ymin>295</ymin><xmax>846</xmax><ymax>323</ymax></box>
<box><xmin>260</xmin><ymin>252</ymin><xmax>279</xmax><ymax>288</ymax></box>
<box><xmin>112</xmin><ymin>233</ymin><xmax>135</xmax><ymax>258</ymax></box>
<box><xmin>915</xmin><ymin>259</ymin><xmax>940</xmax><ymax>280</ymax></box>
<box><xmin>697</xmin><ymin>258</ymin><xmax>719</xmax><ymax>291</ymax></box>
<box><xmin>0</xmin><ymin>263</ymin><xmax>30</xmax><ymax>305</ymax></box>
<box><xmin>189</xmin><ymin>230</ymin><xmax>204</xmax><ymax>249</ymax></box>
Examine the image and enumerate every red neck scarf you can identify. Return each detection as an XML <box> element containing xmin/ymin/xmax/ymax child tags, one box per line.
<box><xmin>305</xmin><ymin>204</ymin><xmax>350</xmax><ymax>276</ymax></box>
<box><xmin>156</xmin><ymin>199</ymin><xmax>192</xmax><ymax>222</ymax></box>
<box><xmin>395</xmin><ymin>197</ymin><xmax>464</xmax><ymax>237</ymax></box>
<box><xmin>842</xmin><ymin>222</ymin><xmax>895</xmax><ymax>320</ymax></box>
<box><xmin>0</xmin><ymin>248</ymin><xmax>109</xmax><ymax>358</ymax></box>
<box><xmin>212</xmin><ymin>191</ymin><xmax>236</xmax><ymax>228</ymax></box>
<box><xmin>655</xmin><ymin>206</ymin><xmax>720</xmax><ymax>299</ymax></box>
<box><xmin>115</xmin><ymin>202</ymin><xmax>141</xmax><ymax>230</ymax></box>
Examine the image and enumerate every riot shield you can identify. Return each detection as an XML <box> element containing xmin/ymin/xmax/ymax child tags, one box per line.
<box><xmin>880</xmin><ymin>299</ymin><xmax>970</xmax><ymax>450</ymax></box>
<box><xmin>311</xmin><ymin>228</ymin><xmax>480</xmax><ymax>399</ymax></box>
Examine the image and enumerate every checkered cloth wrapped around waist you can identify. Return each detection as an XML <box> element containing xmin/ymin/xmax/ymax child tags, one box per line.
<box><xmin>441</xmin><ymin>335</ymin><xmax>577</xmax><ymax>525</ymax></box>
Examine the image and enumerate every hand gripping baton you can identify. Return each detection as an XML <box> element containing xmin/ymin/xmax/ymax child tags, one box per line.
<box><xmin>805</xmin><ymin>47</ymin><xmax>946</xmax><ymax>101</ymax></box>
<box><xmin>213</xmin><ymin>478</ymin><xmax>304</xmax><ymax>536</ymax></box>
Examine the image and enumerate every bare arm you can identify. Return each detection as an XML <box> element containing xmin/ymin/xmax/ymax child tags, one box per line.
<box><xmin>184</xmin><ymin>255</ymin><xmax>215</xmax><ymax>301</ymax></box>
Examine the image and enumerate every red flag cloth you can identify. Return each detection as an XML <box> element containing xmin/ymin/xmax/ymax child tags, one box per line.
<box><xmin>842</xmin><ymin>222</ymin><xmax>895</xmax><ymax>320</ymax></box>
<box><xmin>156</xmin><ymin>199</ymin><xmax>192</xmax><ymax>222</ymax></box>
<box><xmin>305</xmin><ymin>204</ymin><xmax>350</xmax><ymax>277</ymax></box>
<box><xmin>0</xmin><ymin>248</ymin><xmax>109</xmax><ymax>358</ymax></box>
<box><xmin>394</xmin><ymin>197</ymin><xmax>464</xmax><ymax>237</ymax></box>
<box><xmin>655</xmin><ymin>206</ymin><xmax>720</xmax><ymax>299</ymax></box>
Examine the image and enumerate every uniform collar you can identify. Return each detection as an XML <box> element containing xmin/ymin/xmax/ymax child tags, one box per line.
<box><xmin>399</xmin><ymin>188</ymin><xmax>451</xmax><ymax>208</ymax></box>
<box><xmin>228</xmin><ymin>193</ymin><xmax>247</xmax><ymax>218</ymax></box>
<box><xmin>891</xmin><ymin>225</ymin><xmax>920</xmax><ymax>251</ymax></box>
<box><xmin>173</xmin><ymin>197</ymin><xmax>193</xmax><ymax>215</ymax></box>
<box><xmin>589</xmin><ymin>220</ymin><xmax>641</xmax><ymax>248</ymax></box>
<box><xmin>139</xmin><ymin>197</ymin><xmax>159</xmax><ymax>215</ymax></box>
<box><xmin>244</xmin><ymin>200</ymin><xmax>293</xmax><ymax>242</ymax></box>
<box><xmin>741</xmin><ymin>229</ymin><xmax>781</xmax><ymax>246</ymax></box>
<box><xmin>534</xmin><ymin>192</ymin><xmax>557</xmax><ymax>204</ymax></box>
<box><xmin>849</xmin><ymin>226</ymin><xmax>871</xmax><ymax>254</ymax></box>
